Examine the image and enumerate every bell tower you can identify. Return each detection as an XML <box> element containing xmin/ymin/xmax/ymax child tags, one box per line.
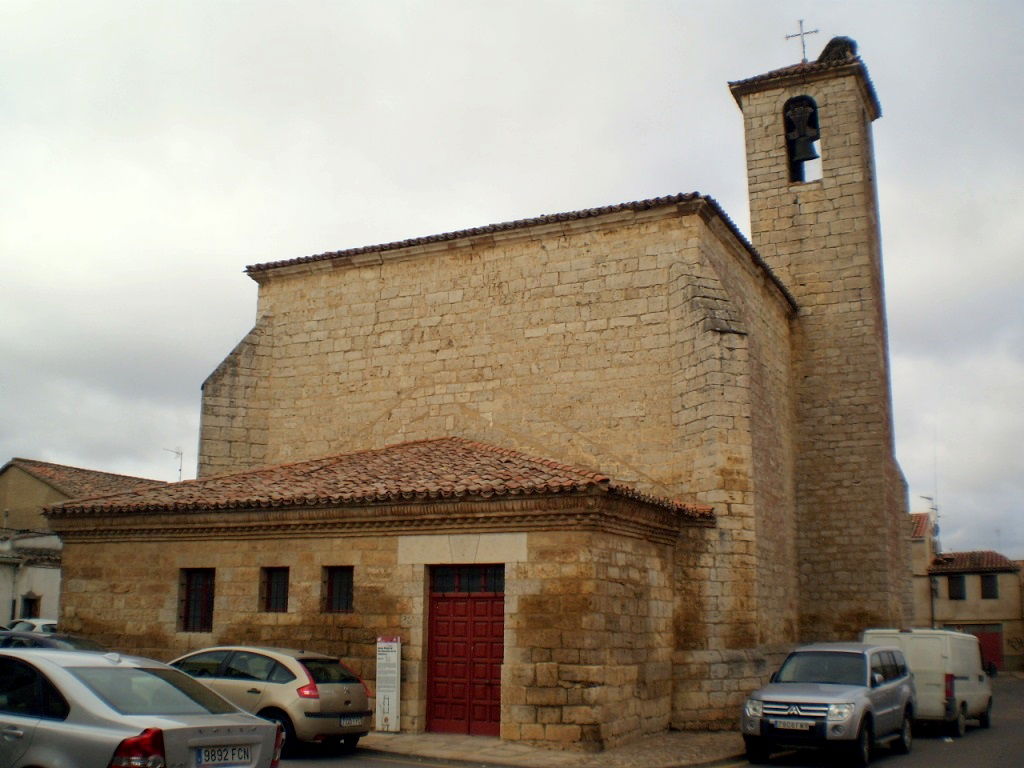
<box><xmin>729</xmin><ymin>37</ymin><xmax>911</xmax><ymax>639</ymax></box>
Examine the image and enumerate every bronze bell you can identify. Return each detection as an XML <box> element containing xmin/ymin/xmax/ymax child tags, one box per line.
<box><xmin>786</xmin><ymin>101</ymin><xmax>820</xmax><ymax>162</ymax></box>
<box><xmin>790</xmin><ymin>135</ymin><xmax>819</xmax><ymax>163</ymax></box>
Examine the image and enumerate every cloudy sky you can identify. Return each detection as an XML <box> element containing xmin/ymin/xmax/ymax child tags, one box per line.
<box><xmin>3</xmin><ymin>1</ymin><xmax>1022</xmax><ymax>557</ymax></box>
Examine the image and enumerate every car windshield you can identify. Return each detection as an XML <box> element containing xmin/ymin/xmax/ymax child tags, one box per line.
<box><xmin>70</xmin><ymin>666</ymin><xmax>238</xmax><ymax>715</ymax></box>
<box><xmin>775</xmin><ymin>652</ymin><xmax>866</xmax><ymax>686</ymax></box>
<box><xmin>300</xmin><ymin>659</ymin><xmax>360</xmax><ymax>684</ymax></box>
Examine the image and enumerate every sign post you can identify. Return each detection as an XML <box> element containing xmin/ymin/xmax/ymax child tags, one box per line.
<box><xmin>375</xmin><ymin>636</ymin><xmax>401</xmax><ymax>732</ymax></box>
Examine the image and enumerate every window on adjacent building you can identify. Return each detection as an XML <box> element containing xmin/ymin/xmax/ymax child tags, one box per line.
<box><xmin>261</xmin><ymin>567</ymin><xmax>289</xmax><ymax>613</ymax></box>
<box><xmin>179</xmin><ymin>569</ymin><xmax>215</xmax><ymax>632</ymax></box>
<box><xmin>322</xmin><ymin>566</ymin><xmax>354</xmax><ymax>613</ymax></box>
<box><xmin>981</xmin><ymin>574</ymin><xmax>999</xmax><ymax>600</ymax></box>
<box><xmin>947</xmin><ymin>574</ymin><xmax>966</xmax><ymax>600</ymax></box>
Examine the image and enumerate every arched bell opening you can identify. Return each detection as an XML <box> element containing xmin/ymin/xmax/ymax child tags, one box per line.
<box><xmin>784</xmin><ymin>95</ymin><xmax>821</xmax><ymax>182</ymax></box>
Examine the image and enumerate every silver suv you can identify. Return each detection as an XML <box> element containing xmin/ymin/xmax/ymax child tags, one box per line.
<box><xmin>741</xmin><ymin>643</ymin><xmax>916</xmax><ymax>766</ymax></box>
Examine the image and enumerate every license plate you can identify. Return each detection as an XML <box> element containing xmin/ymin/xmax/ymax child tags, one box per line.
<box><xmin>195</xmin><ymin>745</ymin><xmax>251</xmax><ymax>766</ymax></box>
<box><xmin>340</xmin><ymin>715</ymin><xmax>364</xmax><ymax>727</ymax></box>
<box><xmin>771</xmin><ymin>719</ymin><xmax>811</xmax><ymax>731</ymax></box>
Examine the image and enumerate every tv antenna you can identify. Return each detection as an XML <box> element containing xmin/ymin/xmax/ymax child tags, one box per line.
<box><xmin>163</xmin><ymin>447</ymin><xmax>183</xmax><ymax>481</ymax></box>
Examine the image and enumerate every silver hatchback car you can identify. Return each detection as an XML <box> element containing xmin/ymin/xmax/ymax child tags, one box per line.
<box><xmin>0</xmin><ymin>649</ymin><xmax>283</xmax><ymax>768</ymax></box>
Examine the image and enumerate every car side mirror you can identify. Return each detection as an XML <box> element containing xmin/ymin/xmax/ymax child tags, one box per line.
<box><xmin>769</xmin><ymin>671</ymin><xmax>778</xmax><ymax>683</ymax></box>
<box><xmin>872</xmin><ymin>672</ymin><xmax>885</xmax><ymax>687</ymax></box>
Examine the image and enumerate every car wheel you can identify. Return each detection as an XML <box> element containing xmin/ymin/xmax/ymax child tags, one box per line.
<box><xmin>949</xmin><ymin>704</ymin><xmax>967</xmax><ymax>738</ymax></box>
<box><xmin>893</xmin><ymin>710</ymin><xmax>912</xmax><ymax>754</ymax></box>
<box><xmin>260</xmin><ymin>709</ymin><xmax>298</xmax><ymax>756</ymax></box>
<box><xmin>979</xmin><ymin>699</ymin><xmax>992</xmax><ymax>729</ymax></box>
<box><xmin>743</xmin><ymin>735</ymin><xmax>772</xmax><ymax>765</ymax></box>
<box><xmin>343</xmin><ymin>734</ymin><xmax>360</xmax><ymax>751</ymax></box>
<box><xmin>847</xmin><ymin>720</ymin><xmax>872</xmax><ymax>767</ymax></box>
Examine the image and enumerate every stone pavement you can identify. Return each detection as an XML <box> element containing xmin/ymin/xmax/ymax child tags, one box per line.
<box><xmin>359</xmin><ymin>730</ymin><xmax>746</xmax><ymax>768</ymax></box>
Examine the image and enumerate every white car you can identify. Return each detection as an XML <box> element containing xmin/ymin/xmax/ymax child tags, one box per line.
<box><xmin>0</xmin><ymin>648</ymin><xmax>283</xmax><ymax>768</ymax></box>
<box><xmin>6</xmin><ymin>618</ymin><xmax>58</xmax><ymax>633</ymax></box>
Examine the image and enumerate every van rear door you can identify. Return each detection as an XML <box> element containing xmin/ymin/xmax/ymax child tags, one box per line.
<box><xmin>902</xmin><ymin>634</ymin><xmax>947</xmax><ymax>720</ymax></box>
<box><xmin>952</xmin><ymin>636</ymin><xmax>990</xmax><ymax>718</ymax></box>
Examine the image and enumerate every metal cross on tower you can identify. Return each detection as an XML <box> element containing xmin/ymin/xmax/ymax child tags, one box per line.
<box><xmin>786</xmin><ymin>19</ymin><xmax>819</xmax><ymax>63</ymax></box>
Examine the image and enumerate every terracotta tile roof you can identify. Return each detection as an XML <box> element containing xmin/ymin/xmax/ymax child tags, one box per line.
<box><xmin>243</xmin><ymin>194</ymin><xmax>797</xmax><ymax>311</ymax></box>
<box><xmin>929</xmin><ymin>550</ymin><xmax>1020</xmax><ymax>574</ymax></box>
<box><xmin>3</xmin><ymin>458</ymin><xmax>165</xmax><ymax>500</ymax></box>
<box><xmin>46</xmin><ymin>437</ymin><xmax>713</xmax><ymax>523</ymax></box>
<box><xmin>910</xmin><ymin>513</ymin><xmax>931</xmax><ymax>539</ymax></box>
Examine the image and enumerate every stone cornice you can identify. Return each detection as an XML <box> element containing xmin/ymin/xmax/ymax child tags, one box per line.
<box><xmin>729</xmin><ymin>58</ymin><xmax>881</xmax><ymax>122</ymax></box>
<box><xmin>51</xmin><ymin>494</ymin><xmax>713</xmax><ymax>546</ymax></box>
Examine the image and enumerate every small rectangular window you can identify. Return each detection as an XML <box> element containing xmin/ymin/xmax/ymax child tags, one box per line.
<box><xmin>322</xmin><ymin>566</ymin><xmax>354</xmax><ymax>613</ymax></box>
<box><xmin>179</xmin><ymin>569</ymin><xmax>215</xmax><ymax>632</ymax></box>
<box><xmin>947</xmin><ymin>574</ymin><xmax>966</xmax><ymax>601</ymax></box>
<box><xmin>981</xmin><ymin>574</ymin><xmax>999</xmax><ymax>600</ymax></box>
<box><xmin>261</xmin><ymin>567</ymin><xmax>289</xmax><ymax>613</ymax></box>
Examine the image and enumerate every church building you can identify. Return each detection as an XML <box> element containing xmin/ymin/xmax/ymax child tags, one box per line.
<box><xmin>48</xmin><ymin>38</ymin><xmax>911</xmax><ymax>750</ymax></box>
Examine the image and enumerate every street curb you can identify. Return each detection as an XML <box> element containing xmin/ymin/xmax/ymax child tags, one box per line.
<box><xmin>355</xmin><ymin>743</ymin><xmax>749</xmax><ymax>768</ymax></box>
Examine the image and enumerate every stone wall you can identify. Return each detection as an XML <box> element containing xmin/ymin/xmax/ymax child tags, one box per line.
<box><xmin>736</xmin><ymin>63</ymin><xmax>910</xmax><ymax>640</ymax></box>
<box><xmin>504</xmin><ymin>530</ymin><xmax>675</xmax><ymax>750</ymax></box>
<box><xmin>198</xmin><ymin>316</ymin><xmax>274</xmax><ymax>472</ymax></box>
<box><xmin>198</xmin><ymin>207</ymin><xmax>794</xmax><ymax>507</ymax></box>
<box><xmin>197</xmin><ymin>201</ymin><xmax>800</xmax><ymax>659</ymax></box>
<box><xmin>670</xmin><ymin>645</ymin><xmax>791</xmax><ymax>730</ymax></box>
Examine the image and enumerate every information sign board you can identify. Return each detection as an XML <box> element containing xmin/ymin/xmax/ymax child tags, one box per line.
<box><xmin>375</xmin><ymin>636</ymin><xmax>401</xmax><ymax>732</ymax></box>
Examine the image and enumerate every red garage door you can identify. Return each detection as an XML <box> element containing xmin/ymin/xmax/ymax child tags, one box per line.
<box><xmin>947</xmin><ymin>623</ymin><xmax>1004</xmax><ymax>670</ymax></box>
<box><xmin>427</xmin><ymin>565</ymin><xmax>504</xmax><ymax>736</ymax></box>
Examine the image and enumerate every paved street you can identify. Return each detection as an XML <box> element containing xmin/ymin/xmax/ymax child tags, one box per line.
<box><xmin>281</xmin><ymin>675</ymin><xmax>1024</xmax><ymax>768</ymax></box>
<box><xmin>283</xmin><ymin>753</ymin><xmax>470</xmax><ymax>768</ymax></box>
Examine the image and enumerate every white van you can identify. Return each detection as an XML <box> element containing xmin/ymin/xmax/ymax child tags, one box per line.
<box><xmin>862</xmin><ymin>629</ymin><xmax>992</xmax><ymax>736</ymax></box>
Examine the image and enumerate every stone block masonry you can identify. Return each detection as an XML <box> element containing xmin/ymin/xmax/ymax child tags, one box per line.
<box><xmin>733</xmin><ymin>57</ymin><xmax>911</xmax><ymax>640</ymax></box>
<box><xmin>198</xmin><ymin>201</ymin><xmax>803</xmax><ymax>661</ymax></box>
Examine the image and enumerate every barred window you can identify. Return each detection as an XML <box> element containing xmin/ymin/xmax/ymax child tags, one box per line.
<box><xmin>261</xmin><ymin>567</ymin><xmax>289</xmax><ymax>613</ymax></box>
<box><xmin>179</xmin><ymin>569</ymin><xmax>215</xmax><ymax>632</ymax></box>
<box><xmin>322</xmin><ymin>566</ymin><xmax>354</xmax><ymax>613</ymax></box>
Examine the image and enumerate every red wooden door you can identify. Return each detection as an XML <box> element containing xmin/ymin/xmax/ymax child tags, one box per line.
<box><xmin>427</xmin><ymin>565</ymin><xmax>504</xmax><ymax>736</ymax></box>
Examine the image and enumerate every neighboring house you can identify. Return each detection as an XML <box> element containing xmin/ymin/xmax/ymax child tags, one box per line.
<box><xmin>50</xmin><ymin>36</ymin><xmax>912</xmax><ymax>750</ymax></box>
<box><xmin>909</xmin><ymin>511</ymin><xmax>939</xmax><ymax>627</ymax></box>
<box><xmin>929</xmin><ymin>550</ymin><xmax>1023</xmax><ymax>671</ymax></box>
<box><xmin>908</xmin><ymin>511</ymin><xmax>1023</xmax><ymax>671</ymax></box>
<box><xmin>0</xmin><ymin>458</ymin><xmax>164</xmax><ymax>625</ymax></box>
